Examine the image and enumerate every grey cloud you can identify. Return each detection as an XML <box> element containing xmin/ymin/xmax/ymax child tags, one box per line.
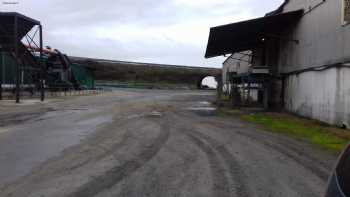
<box><xmin>45</xmin><ymin>0</ymin><xmax>180</xmax><ymax>27</ymax></box>
<box><xmin>1</xmin><ymin>0</ymin><xmax>284</xmax><ymax>67</ymax></box>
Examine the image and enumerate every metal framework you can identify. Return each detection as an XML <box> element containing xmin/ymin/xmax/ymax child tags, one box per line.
<box><xmin>226</xmin><ymin>52</ymin><xmax>254</xmax><ymax>64</ymax></box>
<box><xmin>225</xmin><ymin>50</ymin><xmax>271</xmax><ymax>109</ymax></box>
<box><xmin>0</xmin><ymin>12</ymin><xmax>44</xmax><ymax>103</ymax></box>
<box><xmin>229</xmin><ymin>72</ymin><xmax>271</xmax><ymax>109</ymax></box>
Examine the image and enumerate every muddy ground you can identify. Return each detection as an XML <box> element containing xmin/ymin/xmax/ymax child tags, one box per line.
<box><xmin>0</xmin><ymin>89</ymin><xmax>338</xmax><ymax>197</ymax></box>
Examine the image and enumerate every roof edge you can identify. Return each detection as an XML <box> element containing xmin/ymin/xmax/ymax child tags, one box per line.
<box><xmin>0</xmin><ymin>12</ymin><xmax>41</xmax><ymax>25</ymax></box>
<box><xmin>265</xmin><ymin>0</ymin><xmax>290</xmax><ymax>16</ymax></box>
<box><xmin>207</xmin><ymin>9</ymin><xmax>303</xmax><ymax>33</ymax></box>
<box><xmin>204</xmin><ymin>9</ymin><xmax>304</xmax><ymax>59</ymax></box>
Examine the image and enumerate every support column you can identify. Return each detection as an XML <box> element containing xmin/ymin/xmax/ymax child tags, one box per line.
<box><xmin>231</xmin><ymin>83</ymin><xmax>241</xmax><ymax>108</ymax></box>
<box><xmin>216</xmin><ymin>76</ymin><xmax>223</xmax><ymax>105</ymax></box>
<box><xmin>281</xmin><ymin>76</ymin><xmax>285</xmax><ymax>108</ymax></box>
<box><xmin>0</xmin><ymin>48</ymin><xmax>3</xmax><ymax>100</ymax></box>
<box><xmin>39</xmin><ymin>25</ymin><xmax>45</xmax><ymax>102</ymax></box>
<box><xmin>14</xmin><ymin>16</ymin><xmax>20</xmax><ymax>103</ymax></box>
<box><xmin>263</xmin><ymin>81</ymin><xmax>269</xmax><ymax>110</ymax></box>
<box><xmin>247</xmin><ymin>81</ymin><xmax>251</xmax><ymax>105</ymax></box>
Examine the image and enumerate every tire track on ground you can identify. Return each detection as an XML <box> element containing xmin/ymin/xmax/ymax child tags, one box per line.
<box><xmin>190</xmin><ymin>130</ymin><xmax>250</xmax><ymax>197</ymax></box>
<box><xmin>178</xmin><ymin>110</ymin><xmax>332</xmax><ymax>182</ymax></box>
<box><xmin>183</xmin><ymin>132</ymin><xmax>232</xmax><ymax>197</ymax></box>
<box><xmin>66</xmin><ymin>129</ymin><xmax>133</xmax><ymax>171</ymax></box>
<box><xmin>171</xmin><ymin>110</ymin><xmax>249</xmax><ymax>196</ymax></box>
<box><xmin>56</xmin><ymin>116</ymin><xmax>141</xmax><ymax>173</ymax></box>
<box><xmin>68</xmin><ymin>118</ymin><xmax>170</xmax><ymax>197</ymax></box>
<box><xmin>203</xmin><ymin>118</ymin><xmax>332</xmax><ymax>181</ymax></box>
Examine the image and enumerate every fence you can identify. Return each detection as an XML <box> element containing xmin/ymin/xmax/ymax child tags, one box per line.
<box><xmin>0</xmin><ymin>86</ymin><xmax>107</xmax><ymax>101</ymax></box>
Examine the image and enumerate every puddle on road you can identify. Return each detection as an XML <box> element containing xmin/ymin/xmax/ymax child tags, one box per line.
<box><xmin>147</xmin><ymin>111</ymin><xmax>162</xmax><ymax>117</ymax></box>
<box><xmin>186</xmin><ymin>101</ymin><xmax>217</xmax><ymax>116</ymax></box>
<box><xmin>0</xmin><ymin>127</ymin><xmax>10</xmax><ymax>134</ymax></box>
<box><xmin>187</xmin><ymin>107</ymin><xmax>217</xmax><ymax>116</ymax></box>
<box><xmin>198</xmin><ymin>101</ymin><xmax>211</xmax><ymax>106</ymax></box>
<box><xmin>0</xmin><ymin>110</ymin><xmax>113</xmax><ymax>186</ymax></box>
<box><xmin>0</xmin><ymin>99</ymin><xmax>61</xmax><ymax>106</ymax></box>
<box><xmin>32</xmin><ymin>108</ymin><xmax>96</xmax><ymax>122</ymax></box>
<box><xmin>77</xmin><ymin>116</ymin><xmax>113</xmax><ymax>126</ymax></box>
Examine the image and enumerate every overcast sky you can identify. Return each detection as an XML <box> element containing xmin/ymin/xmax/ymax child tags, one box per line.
<box><xmin>1</xmin><ymin>0</ymin><xmax>283</xmax><ymax>68</ymax></box>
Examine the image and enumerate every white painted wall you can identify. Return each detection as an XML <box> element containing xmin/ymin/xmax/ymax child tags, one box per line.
<box><xmin>222</xmin><ymin>52</ymin><xmax>252</xmax><ymax>94</ymax></box>
<box><xmin>222</xmin><ymin>51</ymin><xmax>251</xmax><ymax>83</ymax></box>
<box><xmin>285</xmin><ymin>67</ymin><xmax>350</xmax><ymax>127</ymax></box>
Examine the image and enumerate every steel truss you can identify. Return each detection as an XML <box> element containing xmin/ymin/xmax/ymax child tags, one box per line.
<box><xmin>0</xmin><ymin>13</ymin><xmax>44</xmax><ymax>103</ymax></box>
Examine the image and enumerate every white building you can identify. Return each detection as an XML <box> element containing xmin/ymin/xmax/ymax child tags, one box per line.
<box><xmin>206</xmin><ymin>0</ymin><xmax>350</xmax><ymax>127</ymax></box>
<box><xmin>222</xmin><ymin>51</ymin><xmax>252</xmax><ymax>94</ymax></box>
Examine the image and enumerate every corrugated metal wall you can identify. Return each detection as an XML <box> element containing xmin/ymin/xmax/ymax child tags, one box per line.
<box><xmin>0</xmin><ymin>52</ymin><xmax>34</xmax><ymax>85</ymax></box>
<box><xmin>71</xmin><ymin>63</ymin><xmax>95</xmax><ymax>89</ymax></box>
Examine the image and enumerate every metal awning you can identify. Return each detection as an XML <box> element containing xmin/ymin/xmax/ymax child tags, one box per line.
<box><xmin>205</xmin><ymin>9</ymin><xmax>303</xmax><ymax>58</ymax></box>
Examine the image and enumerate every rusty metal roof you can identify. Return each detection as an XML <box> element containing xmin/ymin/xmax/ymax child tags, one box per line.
<box><xmin>205</xmin><ymin>9</ymin><xmax>303</xmax><ymax>58</ymax></box>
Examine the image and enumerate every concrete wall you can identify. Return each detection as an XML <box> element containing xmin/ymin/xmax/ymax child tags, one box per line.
<box><xmin>285</xmin><ymin>66</ymin><xmax>350</xmax><ymax>127</ymax></box>
<box><xmin>279</xmin><ymin>0</ymin><xmax>350</xmax><ymax>73</ymax></box>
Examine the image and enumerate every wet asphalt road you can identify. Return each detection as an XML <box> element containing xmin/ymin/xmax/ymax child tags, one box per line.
<box><xmin>0</xmin><ymin>89</ymin><xmax>337</xmax><ymax>197</ymax></box>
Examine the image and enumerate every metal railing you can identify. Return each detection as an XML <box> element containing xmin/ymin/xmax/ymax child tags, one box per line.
<box><xmin>45</xmin><ymin>87</ymin><xmax>106</xmax><ymax>98</ymax></box>
<box><xmin>0</xmin><ymin>86</ymin><xmax>107</xmax><ymax>101</ymax></box>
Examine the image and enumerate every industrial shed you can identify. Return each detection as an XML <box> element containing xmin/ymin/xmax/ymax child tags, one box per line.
<box><xmin>0</xmin><ymin>12</ymin><xmax>96</xmax><ymax>102</ymax></box>
<box><xmin>0</xmin><ymin>12</ymin><xmax>44</xmax><ymax>102</ymax></box>
<box><xmin>206</xmin><ymin>0</ymin><xmax>350</xmax><ymax>127</ymax></box>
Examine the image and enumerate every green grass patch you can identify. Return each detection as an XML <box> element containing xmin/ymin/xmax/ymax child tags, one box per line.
<box><xmin>241</xmin><ymin>113</ymin><xmax>349</xmax><ymax>153</ymax></box>
<box><xmin>220</xmin><ymin>95</ymin><xmax>231</xmax><ymax>102</ymax></box>
<box><xmin>216</xmin><ymin>108</ymin><xmax>241</xmax><ymax>117</ymax></box>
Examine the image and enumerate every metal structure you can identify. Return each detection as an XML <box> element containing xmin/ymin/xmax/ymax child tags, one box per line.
<box><xmin>229</xmin><ymin>66</ymin><xmax>271</xmax><ymax>109</ymax></box>
<box><xmin>27</xmin><ymin>45</ymin><xmax>96</xmax><ymax>90</ymax></box>
<box><xmin>223</xmin><ymin>51</ymin><xmax>270</xmax><ymax>108</ymax></box>
<box><xmin>206</xmin><ymin>9</ymin><xmax>304</xmax><ymax>109</ymax></box>
<box><xmin>0</xmin><ymin>12</ymin><xmax>44</xmax><ymax>103</ymax></box>
<box><xmin>0</xmin><ymin>12</ymin><xmax>95</xmax><ymax>102</ymax></box>
<box><xmin>205</xmin><ymin>10</ymin><xmax>303</xmax><ymax>58</ymax></box>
